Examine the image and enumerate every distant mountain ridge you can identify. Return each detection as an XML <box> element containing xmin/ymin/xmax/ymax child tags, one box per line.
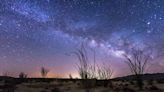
<box><xmin>0</xmin><ymin>73</ymin><xmax>164</xmax><ymax>80</ymax></box>
<box><xmin>113</xmin><ymin>73</ymin><xmax>164</xmax><ymax>80</ymax></box>
<box><xmin>0</xmin><ymin>76</ymin><xmax>14</xmax><ymax>79</ymax></box>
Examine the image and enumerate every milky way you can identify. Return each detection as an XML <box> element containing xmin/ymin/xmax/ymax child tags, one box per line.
<box><xmin>0</xmin><ymin>0</ymin><xmax>164</xmax><ymax>77</ymax></box>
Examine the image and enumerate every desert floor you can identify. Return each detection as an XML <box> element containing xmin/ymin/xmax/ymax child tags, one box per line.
<box><xmin>0</xmin><ymin>78</ymin><xmax>164</xmax><ymax>92</ymax></box>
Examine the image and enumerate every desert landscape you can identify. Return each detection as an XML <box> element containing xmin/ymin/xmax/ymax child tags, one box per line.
<box><xmin>0</xmin><ymin>73</ymin><xmax>164</xmax><ymax>92</ymax></box>
<box><xmin>1</xmin><ymin>0</ymin><xmax>164</xmax><ymax>92</ymax></box>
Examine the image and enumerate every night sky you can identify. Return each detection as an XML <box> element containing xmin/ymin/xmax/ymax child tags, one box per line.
<box><xmin>0</xmin><ymin>0</ymin><xmax>164</xmax><ymax>78</ymax></box>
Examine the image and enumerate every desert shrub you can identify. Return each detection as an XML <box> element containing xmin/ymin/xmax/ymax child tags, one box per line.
<box><xmin>51</xmin><ymin>88</ymin><xmax>61</xmax><ymax>92</ymax></box>
<box><xmin>95</xmin><ymin>80</ymin><xmax>102</xmax><ymax>87</ymax></box>
<box><xmin>74</xmin><ymin>44</ymin><xmax>114</xmax><ymax>92</ymax></box>
<box><xmin>124</xmin><ymin>83</ymin><xmax>129</xmax><ymax>87</ymax></box>
<box><xmin>147</xmin><ymin>79</ymin><xmax>153</xmax><ymax>86</ymax></box>
<box><xmin>101</xmin><ymin>89</ymin><xmax>109</xmax><ymax>92</ymax></box>
<box><xmin>113</xmin><ymin>87</ymin><xmax>121</xmax><ymax>92</ymax></box>
<box><xmin>69</xmin><ymin>74</ymin><xmax>73</xmax><ymax>79</ymax></box>
<box><xmin>99</xmin><ymin>80</ymin><xmax>112</xmax><ymax>88</ymax></box>
<box><xmin>122</xmin><ymin>80</ymin><xmax>125</xmax><ymax>82</ymax></box>
<box><xmin>3</xmin><ymin>88</ymin><xmax>16</xmax><ymax>92</ymax></box>
<box><xmin>81</xmin><ymin>79</ymin><xmax>96</xmax><ymax>92</ymax></box>
<box><xmin>130</xmin><ymin>81</ymin><xmax>135</xmax><ymax>85</ymax></box>
<box><xmin>136</xmin><ymin>77</ymin><xmax>144</xmax><ymax>90</ymax></box>
<box><xmin>113</xmin><ymin>85</ymin><xmax>135</xmax><ymax>92</ymax></box>
<box><xmin>149</xmin><ymin>85</ymin><xmax>159</xmax><ymax>90</ymax></box>
<box><xmin>65</xmin><ymin>87</ymin><xmax>71</xmax><ymax>91</ymax></box>
<box><xmin>19</xmin><ymin>72</ymin><xmax>27</xmax><ymax>78</ymax></box>
<box><xmin>157</xmin><ymin>80</ymin><xmax>164</xmax><ymax>84</ymax></box>
<box><xmin>2</xmin><ymin>84</ymin><xmax>16</xmax><ymax>92</ymax></box>
<box><xmin>123</xmin><ymin>48</ymin><xmax>152</xmax><ymax>90</ymax></box>
<box><xmin>41</xmin><ymin>90</ymin><xmax>47</xmax><ymax>92</ymax></box>
<box><xmin>57</xmin><ymin>82</ymin><xmax>64</xmax><ymax>86</ymax></box>
<box><xmin>108</xmin><ymin>81</ymin><xmax>113</xmax><ymax>89</ymax></box>
<box><xmin>41</xmin><ymin>67</ymin><xmax>49</xmax><ymax>78</ymax></box>
<box><xmin>122</xmin><ymin>87</ymin><xmax>135</xmax><ymax>92</ymax></box>
<box><xmin>77</xmin><ymin>82</ymin><xmax>81</xmax><ymax>86</ymax></box>
<box><xmin>45</xmin><ymin>87</ymin><xmax>49</xmax><ymax>89</ymax></box>
<box><xmin>103</xmin><ymin>81</ymin><xmax>109</xmax><ymax>88</ymax></box>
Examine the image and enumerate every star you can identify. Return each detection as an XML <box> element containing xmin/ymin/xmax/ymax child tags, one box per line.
<box><xmin>147</xmin><ymin>22</ymin><xmax>151</xmax><ymax>25</ymax></box>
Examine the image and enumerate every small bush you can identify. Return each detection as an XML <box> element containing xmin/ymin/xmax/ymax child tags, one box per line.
<box><xmin>81</xmin><ymin>79</ymin><xmax>96</xmax><ymax>92</ymax></box>
<box><xmin>41</xmin><ymin>90</ymin><xmax>46</xmax><ymax>92</ymax></box>
<box><xmin>101</xmin><ymin>89</ymin><xmax>109</xmax><ymax>92</ymax></box>
<box><xmin>149</xmin><ymin>85</ymin><xmax>159</xmax><ymax>90</ymax></box>
<box><xmin>2</xmin><ymin>85</ymin><xmax>16</xmax><ymax>92</ymax></box>
<box><xmin>77</xmin><ymin>82</ymin><xmax>80</xmax><ymax>86</ymax></box>
<box><xmin>113</xmin><ymin>87</ymin><xmax>121</xmax><ymax>92</ymax></box>
<box><xmin>157</xmin><ymin>80</ymin><xmax>164</xmax><ymax>84</ymax></box>
<box><xmin>122</xmin><ymin>87</ymin><xmax>135</xmax><ymax>92</ymax></box>
<box><xmin>124</xmin><ymin>84</ymin><xmax>129</xmax><ymax>87</ymax></box>
<box><xmin>51</xmin><ymin>88</ymin><xmax>61</xmax><ymax>92</ymax></box>
<box><xmin>108</xmin><ymin>81</ymin><xmax>113</xmax><ymax>89</ymax></box>
<box><xmin>130</xmin><ymin>81</ymin><xmax>135</xmax><ymax>85</ymax></box>
<box><xmin>19</xmin><ymin>72</ymin><xmax>27</xmax><ymax>78</ymax></box>
<box><xmin>65</xmin><ymin>87</ymin><xmax>71</xmax><ymax>91</ymax></box>
<box><xmin>147</xmin><ymin>79</ymin><xmax>153</xmax><ymax>85</ymax></box>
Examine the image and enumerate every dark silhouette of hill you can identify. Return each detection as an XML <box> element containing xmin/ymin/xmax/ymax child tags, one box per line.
<box><xmin>0</xmin><ymin>73</ymin><xmax>164</xmax><ymax>81</ymax></box>
<box><xmin>113</xmin><ymin>73</ymin><xmax>164</xmax><ymax>80</ymax></box>
<box><xmin>0</xmin><ymin>76</ymin><xmax>14</xmax><ymax>81</ymax></box>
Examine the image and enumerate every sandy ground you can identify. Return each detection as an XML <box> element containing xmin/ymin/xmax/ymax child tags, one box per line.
<box><xmin>0</xmin><ymin>79</ymin><xmax>164</xmax><ymax>92</ymax></box>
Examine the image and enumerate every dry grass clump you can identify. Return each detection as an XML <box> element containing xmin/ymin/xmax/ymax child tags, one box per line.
<box><xmin>51</xmin><ymin>88</ymin><xmax>61</xmax><ymax>92</ymax></box>
<box><xmin>157</xmin><ymin>80</ymin><xmax>164</xmax><ymax>84</ymax></box>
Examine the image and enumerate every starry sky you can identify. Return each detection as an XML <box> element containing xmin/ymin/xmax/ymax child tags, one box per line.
<box><xmin>0</xmin><ymin>0</ymin><xmax>164</xmax><ymax>78</ymax></box>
